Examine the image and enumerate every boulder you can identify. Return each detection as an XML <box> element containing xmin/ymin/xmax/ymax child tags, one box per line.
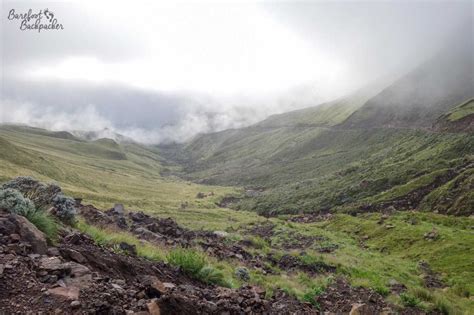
<box><xmin>0</xmin><ymin>211</ymin><xmax>48</xmax><ymax>254</ymax></box>
<box><xmin>112</xmin><ymin>203</ymin><xmax>125</xmax><ymax>215</ymax></box>
<box><xmin>48</xmin><ymin>287</ymin><xmax>80</xmax><ymax>301</ymax></box>
<box><xmin>60</xmin><ymin>248</ymin><xmax>87</xmax><ymax>263</ymax></box>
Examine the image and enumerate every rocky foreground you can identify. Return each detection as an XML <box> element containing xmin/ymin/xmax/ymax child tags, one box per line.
<box><xmin>0</xmin><ymin>208</ymin><xmax>321</xmax><ymax>314</ymax></box>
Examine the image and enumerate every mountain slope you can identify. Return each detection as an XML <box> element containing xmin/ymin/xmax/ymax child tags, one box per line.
<box><xmin>161</xmin><ymin>40</ymin><xmax>474</xmax><ymax>216</ymax></box>
<box><xmin>340</xmin><ymin>33</ymin><xmax>473</xmax><ymax>129</ymax></box>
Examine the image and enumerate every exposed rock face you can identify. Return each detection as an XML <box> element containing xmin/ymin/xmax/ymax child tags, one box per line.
<box><xmin>0</xmin><ymin>210</ymin><xmax>47</xmax><ymax>254</ymax></box>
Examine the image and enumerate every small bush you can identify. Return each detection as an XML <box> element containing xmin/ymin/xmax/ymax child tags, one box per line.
<box><xmin>0</xmin><ymin>188</ymin><xmax>36</xmax><ymax>216</ymax></box>
<box><xmin>400</xmin><ymin>293</ymin><xmax>420</xmax><ymax>307</ymax></box>
<box><xmin>52</xmin><ymin>194</ymin><xmax>76</xmax><ymax>224</ymax></box>
<box><xmin>235</xmin><ymin>266</ymin><xmax>250</xmax><ymax>281</ymax></box>
<box><xmin>167</xmin><ymin>248</ymin><xmax>207</xmax><ymax>276</ymax></box>
<box><xmin>26</xmin><ymin>210</ymin><xmax>58</xmax><ymax>242</ymax></box>
<box><xmin>2</xmin><ymin>176</ymin><xmax>61</xmax><ymax>208</ymax></box>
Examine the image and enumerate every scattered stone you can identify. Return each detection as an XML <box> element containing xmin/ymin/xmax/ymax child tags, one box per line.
<box><xmin>147</xmin><ymin>299</ymin><xmax>161</xmax><ymax>315</ymax></box>
<box><xmin>47</xmin><ymin>247</ymin><xmax>60</xmax><ymax>256</ymax></box>
<box><xmin>70</xmin><ymin>300</ymin><xmax>81</xmax><ymax>309</ymax></box>
<box><xmin>60</xmin><ymin>248</ymin><xmax>87</xmax><ymax>263</ymax></box>
<box><xmin>213</xmin><ymin>231</ymin><xmax>229</xmax><ymax>238</ymax></box>
<box><xmin>112</xmin><ymin>203</ymin><xmax>125</xmax><ymax>215</ymax></box>
<box><xmin>349</xmin><ymin>303</ymin><xmax>371</xmax><ymax>315</ymax></box>
<box><xmin>119</xmin><ymin>242</ymin><xmax>137</xmax><ymax>256</ymax></box>
<box><xmin>424</xmin><ymin>228</ymin><xmax>439</xmax><ymax>241</ymax></box>
<box><xmin>48</xmin><ymin>287</ymin><xmax>80</xmax><ymax>301</ymax></box>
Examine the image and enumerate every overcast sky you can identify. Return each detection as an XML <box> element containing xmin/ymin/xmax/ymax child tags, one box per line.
<box><xmin>1</xmin><ymin>0</ymin><xmax>472</xmax><ymax>143</ymax></box>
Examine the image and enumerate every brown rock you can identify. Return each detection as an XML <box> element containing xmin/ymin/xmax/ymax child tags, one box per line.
<box><xmin>61</xmin><ymin>248</ymin><xmax>87</xmax><ymax>263</ymax></box>
<box><xmin>151</xmin><ymin>280</ymin><xmax>167</xmax><ymax>294</ymax></box>
<box><xmin>349</xmin><ymin>303</ymin><xmax>373</xmax><ymax>315</ymax></box>
<box><xmin>39</xmin><ymin>257</ymin><xmax>67</xmax><ymax>272</ymax></box>
<box><xmin>48</xmin><ymin>287</ymin><xmax>80</xmax><ymax>300</ymax></box>
<box><xmin>64</xmin><ymin>262</ymin><xmax>92</xmax><ymax>287</ymax></box>
<box><xmin>147</xmin><ymin>299</ymin><xmax>161</xmax><ymax>315</ymax></box>
<box><xmin>47</xmin><ymin>247</ymin><xmax>60</xmax><ymax>256</ymax></box>
<box><xmin>10</xmin><ymin>233</ymin><xmax>21</xmax><ymax>241</ymax></box>
<box><xmin>8</xmin><ymin>213</ymin><xmax>47</xmax><ymax>254</ymax></box>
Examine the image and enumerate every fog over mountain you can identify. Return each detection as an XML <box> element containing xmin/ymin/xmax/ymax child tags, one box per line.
<box><xmin>1</xmin><ymin>0</ymin><xmax>472</xmax><ymax>143</ymax></box>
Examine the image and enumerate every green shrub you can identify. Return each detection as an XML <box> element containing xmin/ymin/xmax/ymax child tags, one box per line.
<box><xmin>26</xmin><ymin>210</ymin><xmax>58</xmax><ymax>242</ymax></box>
<box><xmin>0</xmin><ymin>187</ymin><xmax>58</xmax><ymax>241</ymax></box>
<box><xmin>235</xmin><ymin>266</ymin><xmax>250</xmax><ymax>281</ymax></box>
<box><xmin>167</xmin><ymin>248</ymin><xmax>207</xmax><ymax>276</ymax></box>
<box><xmin>400</xmin><ymin>292</ymin><xmax>420</xmax><ymax>307</ymax></box>
<box><xmin>0</xmin><ymin>188</ymin><xmax>35</xmax><ymax>216</ymax></box>
<box><xmin>2</xmin><ymin>176</ymin><xmax>61</xmax><ymax>209</ymax></box>
<box><xmin>52</xmin><ymin>194</ymin><xmax>76</xmax><ymax>224</ymax></box>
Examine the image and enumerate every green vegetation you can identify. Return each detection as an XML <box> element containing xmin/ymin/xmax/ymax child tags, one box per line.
<box><xmin>0</xmin><ymin>188</ymin><xmax>36</xmax><ymax>216</ymax></box>
<box><xmin>400</xmin><ymin>292</ymin><xmax>421</xmax><ymax>307</ymax></box>
<box><xmin>76</xmin><ymin>220</ymin><xmax>166</xmax><ymax>261</ymax></box>
<box><xmin>0</xmin><ymin>125</ymin><xmax>255</xmax><ymax>230</ymax></box>
<box><xmin>165</xmin><ymin>125</ymin><xmax>473</xmax><ymax>215</ymax></box>
<box><xmin>0</xmin><ymin>187</ymin><xmax>58</xmax><ymax>241</ymax></box>
<box><xmin>167</xmin><ymin>248</ymin><xmax>207</xmax><ymax>275</ymax></box>
<box><xmin>447</xmin><ymin>99</ymin><xmax>474</xmax><ymax>121</ymax></box>
<box><xmin>26</xmin><ymin>210</ymin><xmax>59</xmax><ymax>242</ymax></box>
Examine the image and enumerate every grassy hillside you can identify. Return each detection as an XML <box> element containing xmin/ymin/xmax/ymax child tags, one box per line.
<box><xmin>0</xmin><ymin>125</ymin><xmax>262</xmax><ymax>229</ymax></box>
<box><xmin>163</xmin><ymin>124</ymin><xmax>473</xmax><ymax>215</ymax></box>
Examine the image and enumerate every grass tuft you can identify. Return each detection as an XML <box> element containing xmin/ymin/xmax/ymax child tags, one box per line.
<box><xmin>167</xmin><ymin>248</ymin><xmax>207</xmax><ymax>276</ymax></box>
<box><xmin>26</xmin><ymin>210</ymin><xmax>59</xmax><ymax>242</ymax></box>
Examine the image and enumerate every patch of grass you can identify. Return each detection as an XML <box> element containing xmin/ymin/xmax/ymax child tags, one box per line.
<box><xmin>197</xmin><ymin>265</ymin><xmax>229</xmax><ymax>287</ymax></box>
<box><xmin>26</xmin><ymin>210</ymin><xmax>59</xmax><ymax>242</ymax></box>
<box><xmin>411</xmin><ymin>287</ymin><xmax>434</xmax><ymax>303</ymax></box>
<box><xmin>447</xmin><ymin>99</ymin><xmax>474</xmax><ymax>122</ymax></box>
<box><xmin>400</xmin><ymin>292</ymin><xmax>421</xmax><ymax>307</ymax></box>
<box><xmin>167</xmin><ymin>248</ymin><xmax>207</xmax><ymax>276</ymax></box>
<box><xmin>302</xmin><ymin>286</ymin><xmax>324</xmax><ymax>307</ymax></box>
<box><xmin>76</xmin><ymin>220</ymin><xmax>165</xmax><ymax>261</ymax></box>
<box><xmin>374</xmin><ymin>285</ymin><xmax>390</xmax><ymax>297</ymax></box>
